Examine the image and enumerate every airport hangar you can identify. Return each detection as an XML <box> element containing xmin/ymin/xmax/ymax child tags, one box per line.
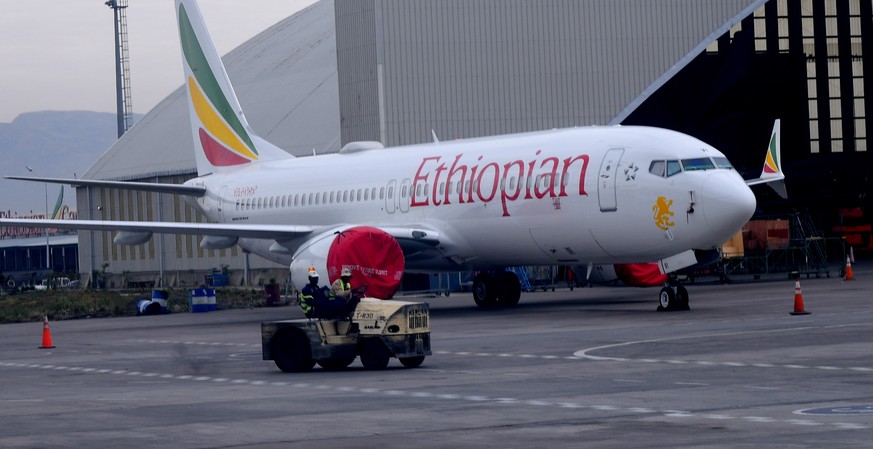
<box><xmin>69</xmin><ymin>0</ymin><xmax>872</xmax><ymax>289</ymax></box>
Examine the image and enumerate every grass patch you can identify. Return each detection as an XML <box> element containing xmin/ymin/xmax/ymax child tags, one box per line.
<box><xmin>0</xmin><ymin>288</ymin><xmax>291</xmax><ymax>323</ymax></box>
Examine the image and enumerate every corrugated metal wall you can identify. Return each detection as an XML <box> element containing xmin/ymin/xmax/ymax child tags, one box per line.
<box><xmin>335</xmin><ymin>0</ymin><xmax>760</xmax><ymax>147</ymax></box>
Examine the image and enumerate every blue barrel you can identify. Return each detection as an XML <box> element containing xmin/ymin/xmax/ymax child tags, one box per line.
<box><xmin>188</xmin><ymin>288</ymin><xmax>213</xmax><ymax>313</ymax></box>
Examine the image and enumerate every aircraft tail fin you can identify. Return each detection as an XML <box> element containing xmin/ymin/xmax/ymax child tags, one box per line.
<box><xmin>175</xmin><ymin>0</ymin><xmax>290</xmax><ymax>176</ymax></box>
<box><xmin>745</xmin><ymin>119</ymin><xmax>787</xmax><ymax>198</ymax></box>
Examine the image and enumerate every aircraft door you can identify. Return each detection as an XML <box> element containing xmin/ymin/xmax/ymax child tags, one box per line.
<box><xmin>597</xmin><ymin>148</ymin><xmax>624</xmax><ymax>212</ymax></box>
<box><xmin>385</xmin><ymin>180</ymin><xmax>396</xmax><ymax>214</ymax></box>
<box><xmin>218</xmin><ymin>185</ymin><xmax>229</xmax><ymax>222</ymax></box>
<box><xmin>399</xmin><ymin>178</ymin><xmax>411</xmax><ymax>213</ymax></box>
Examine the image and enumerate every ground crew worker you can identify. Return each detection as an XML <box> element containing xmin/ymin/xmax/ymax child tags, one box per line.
<box><xmin>298</xmin><ymin>269</ymin><xmax>329</xmax><ymax>318</ymax></box>
<box><xmin>330</xmin><ymin>267</ymin><xmax>361</xmax><ymax>316</ymax></box>
<box><xmin>331</xmin><ymin>267</ymin><xmax>353</xmax><ymax>298</ymax></box>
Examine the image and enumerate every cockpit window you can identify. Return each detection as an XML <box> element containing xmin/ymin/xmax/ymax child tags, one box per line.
<box><xmin>713</xmin><ymin>157</ymin><xmax>733</xmax><ymax>169</ymax></box>
<box><xmin>681</xmin><ymin>158</ymin><xmax>716</xmax><ymax>171</ymax></box>
<box><xmin>649</xmin><ymin>160</ymin><xmax>683</xmax><ymax>178</ymax></box>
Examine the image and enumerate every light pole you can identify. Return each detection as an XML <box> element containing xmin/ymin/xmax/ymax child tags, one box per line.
<box><xmin>25</xmin><ymin>166</ymin><xmax>51</xmax><ymax>270</ymax></box>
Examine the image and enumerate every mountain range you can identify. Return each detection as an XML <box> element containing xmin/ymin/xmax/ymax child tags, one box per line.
<box><xmin>0</xmin><ymin>111</ymin><xmax>140</xmax><ymax>215</ymax></box>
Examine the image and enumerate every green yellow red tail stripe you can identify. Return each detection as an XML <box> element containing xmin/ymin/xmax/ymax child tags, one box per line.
<box><xmin>178</xmin><ymin>2</ymin><xmax>258</xmax><ymax>166</ymax></box>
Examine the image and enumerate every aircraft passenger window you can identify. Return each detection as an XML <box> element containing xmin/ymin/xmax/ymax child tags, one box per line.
<box><xmin>401</xmin><ymin>185</ymin><xmax>408</xmax><ymax>198</ymax></box>
<box><xmin>364</xmin><ymin>189</ymin><xmax>369</xmax><ymax>201</ymax></box>
<box><xmin>307</xmin><ymin>193</ymin><xmax>312</xmax><ymax>205</ymax></box>
<box><xmin>713</xmin><ymin>157</ymin><xmax>733</xmax><ymax>169</ymax></box>
<box><xmin>380</xmin><ymin>187</ymin><xmax>385</xmax><ymax>200</ymax></box>
<box><xmin>649</xmin><ymin>161</ymin><xmax>666</xmax><ymax>177</ymax></box>
<box><xmin>293</xmin><ymin>195</ymin><xmax>298</xmax><ymax>207</ymax></box>
<box><xmin>465</xmin><ymin>180</ymin><xmax>471</xmax><ymax>194</ymax></box>
<box><xmin>416</xmin><ymin>183</ymin><xmax>423</xmax><ymax>197</ymax></box>
<box><xmin>666</xmin><ymin>160</ymin><xmax>682</xmax><ymax>177</ymax></box>
<box><xmin>472</xmin><ymin>180</ymin><xmax>479</xmax><ymax>194</ymax></box>
<box><xmin>343</xmin><ymin>191</ymin><xmax>349</xmax><ymax>202</ymax></box>
<box><xmin>681</xmin><ymin>158</ymin><xmax>715</xmax><ymax>171</ymax></box>
<box><xmin>256</xmin><ymin>198</ymin><xmax>262</xmax><ymax>209</ymax></box>
<box><xmin>329</xmin><ymin>192</ymin><xmax>335</xmax><ymax>203</ymax></box>
<box><xmin>357</xmin><ymin>189</ymin><xmax>362</xmax><ymax>201</ymax></box>
<box><xmin>268</xmin><ymin>197</ymin><xmax>274</xmax><ymax>208</ymax></box>
<box><xmin>439</xmin><ymin>182</ymin><xmax>445</xmax><ymax>195</ymax></box>
<box><xmin>509</xmin><ymin>177</ymin><xmax>517</xmax><ymax>190</ymax></box>
<box><xmin>371</xmin><ymin>187</ymin><xmax>377</xmax><ymax>200</ymax></box>
<box><xmin>387</xmin><ymin>187</ymin><xmax>393</xmax><ymax>199</ymax></box>
<box><xmin>322</xmin><ymin>192</ymin><xmax>328</xmax><ymax>204</ymax></box>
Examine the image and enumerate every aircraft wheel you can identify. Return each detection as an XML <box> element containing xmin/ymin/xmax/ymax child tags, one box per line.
<box><xmin>316</xmin><ymin>353</ymin><xmax>356</xmax><ymax>370</ymax></box>
<box><xmin>657</xmin><ymin>287</ymin><xmax>676</xmax><ymax>312</ymax></box>
<box><xmin>271</xmin><ymin>329</ymin><xmax>315</xmax><ymax>373</ymax></box>
<box><xmin>472</xmin><ymin>273</ymin><xmax>498</xmax><ymax>307</ymax></box>
<box><xmin>497</xmin><ymin>271</ymin><xmax>521</xmax><ymax>306</ymax></box>
<box><xmin>360</xmin><ymin>338</ymin><xmax>390</xmax><ymax>370</ymax></box>
<box><xmin>399</xmin><ymin>356</ymin><xmax>425</xmax><ymax>368</ymax></box>
<box><xmin>675</xmin><ymin>285</ymin><xmax>690</xmax><ymax>310</ymax></box>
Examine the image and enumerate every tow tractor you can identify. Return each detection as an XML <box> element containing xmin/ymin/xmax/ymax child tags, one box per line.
<box><xmin>261</xmin><ymin>288</ymin><xmax>431</xmax><ymax>372</ymax></box>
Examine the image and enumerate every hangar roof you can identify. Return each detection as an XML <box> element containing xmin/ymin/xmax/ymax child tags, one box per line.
<box><xmin>85</xmin><ymin>0</ymin><xmax>339</xmax><ymax>181</ymax></box>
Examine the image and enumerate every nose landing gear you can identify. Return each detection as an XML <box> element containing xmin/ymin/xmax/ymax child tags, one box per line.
<box><xmin>657</xmin><ymin>279</ymin><xmax>690</xmax><ymax>312</ymax></box>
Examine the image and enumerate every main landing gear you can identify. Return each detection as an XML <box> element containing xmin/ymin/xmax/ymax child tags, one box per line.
<box><xmin>472</xmin><ymin>271</ymin><xmax>521</xmax><ymax>307</ymax></box>
<box><xmin>657</xmin><ymin>276</ymin><xmax>690</xmax><ymax>312</ymax></box>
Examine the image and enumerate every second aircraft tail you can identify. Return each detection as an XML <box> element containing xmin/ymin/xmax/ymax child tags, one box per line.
<box><xmin>746</xmin><ymin>119</ymin><xmax>787</xmax><ymax>198</ymax></box>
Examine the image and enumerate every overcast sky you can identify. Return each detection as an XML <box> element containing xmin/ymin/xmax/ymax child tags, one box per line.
<box><xmin>0</xmin><ymin>0</ymin><xmax>317</xmax><ymax>123</ymax></box>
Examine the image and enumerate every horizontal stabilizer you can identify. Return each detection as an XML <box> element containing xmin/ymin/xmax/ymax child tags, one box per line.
<box><xmin>0</xmin><ymin>218</ymin><xmax>313</xmax><ymax>240</ymax></box>
<box><xmin>5</xmin><ymin>176</ymin><xmax>206</xmax><ymax>197</ymax></box>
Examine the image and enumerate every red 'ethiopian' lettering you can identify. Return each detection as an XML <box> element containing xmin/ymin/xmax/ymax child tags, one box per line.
<box><xmin>410</xmin><ymin>151</ymin><xmax>589</xmax><ymax>217</ymax></box>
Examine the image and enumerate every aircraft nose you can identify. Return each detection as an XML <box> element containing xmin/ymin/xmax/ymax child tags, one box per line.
<box><xmin>699</xmin><ymin>171</ymin><xmax>756</xmax><ymax>240</ymax></box>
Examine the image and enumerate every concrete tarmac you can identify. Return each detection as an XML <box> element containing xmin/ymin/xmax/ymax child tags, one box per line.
<box><xmin>1</xmin><ymin>264</ymin><xmax>872</xmax><ymax>448</ymax></box>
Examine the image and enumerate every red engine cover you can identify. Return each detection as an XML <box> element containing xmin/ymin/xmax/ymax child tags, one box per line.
<box><xmin>613</xmin><ymin>263</ymin><xmax>667</xmax><ymax>287</ymax></box>
<box><xmin>326</xmin><ymin>226</ymin><xmax>405</xmax><ymax>299</ymax></box>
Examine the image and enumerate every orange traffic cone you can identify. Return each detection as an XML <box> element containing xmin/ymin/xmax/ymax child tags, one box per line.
<box><xmin>789</xmin><ymin>280</ymin><xmax>810</xmax><ymax>315</ymax></box>
<box><xmin>39</xmin><ymin>316</ymin><xmax>56</xmax><ymax>349</ymax></box>
<box><xmin>844</xmin><ymin>256</ymin><xmax>855</xmax><ymax>281</ymax></box>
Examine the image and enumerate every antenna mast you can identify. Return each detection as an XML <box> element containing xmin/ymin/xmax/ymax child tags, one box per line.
<box><xmin>106</xmin><ymin>0</ymin><xmax>133</xmax><ymax>138</ymax></box>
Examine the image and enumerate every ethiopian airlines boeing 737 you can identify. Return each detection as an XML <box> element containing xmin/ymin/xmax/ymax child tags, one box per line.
<box><xmin>1</xmin><ymin>0</ymin><xmax>785</xmax><ymax>310</ymax></box>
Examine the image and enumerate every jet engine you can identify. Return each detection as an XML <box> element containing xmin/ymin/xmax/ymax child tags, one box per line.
<box><xmin>290</xmin><ymin>226</ymin><xmax>405</xmax><ymax>299</ymax></box>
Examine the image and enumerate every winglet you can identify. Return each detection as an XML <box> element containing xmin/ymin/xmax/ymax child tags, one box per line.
<box><xmin>746</xmin><ymin>119</ymin><xmax>787</xmax><ymax>198</ymax></box>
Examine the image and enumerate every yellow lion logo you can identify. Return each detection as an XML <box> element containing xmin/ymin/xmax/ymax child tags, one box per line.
<box><xmin>652</xmin><ymin>196</ymin><xmax>675</xmax><ymax>231</ymax></box>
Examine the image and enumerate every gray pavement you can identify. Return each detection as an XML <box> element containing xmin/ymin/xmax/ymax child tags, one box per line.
<box><xmin>1</xmin><ymin>263</ymin><xmax>872</xmax><ymax>448</ymax></box>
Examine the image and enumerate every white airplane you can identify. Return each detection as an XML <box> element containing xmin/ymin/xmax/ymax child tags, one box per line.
<box><xmin>1</xmin><ymin>0</ymin><xmax>784</xmax><ymax>311</ymax></box>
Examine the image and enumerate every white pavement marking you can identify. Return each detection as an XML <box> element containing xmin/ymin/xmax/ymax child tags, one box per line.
<box><xmin>0</xmin><ymin>361</ymin><xmax>867</xmax><ymax>432</ymax></box>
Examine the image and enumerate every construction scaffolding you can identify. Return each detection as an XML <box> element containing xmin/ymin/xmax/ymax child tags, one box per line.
<box><xmin>722</xmin><ymin>211</ymin><xmax>845</xmax><ymax>278</ymax></box>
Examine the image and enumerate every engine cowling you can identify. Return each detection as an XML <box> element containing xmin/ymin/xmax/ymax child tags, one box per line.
<box><xmin>613</xmin><ymin>263</ymin><xmax>668</xmax><ymax>287</ymax></box>
<box><xmin>289</xmin><ymin>226</ymin><xmax>405</xmax><ymax>299</ymax></box>
<box><xmin>582</xmin><ymin>263</ymin><xmax>667</xmax><ymax>287</ymax></box>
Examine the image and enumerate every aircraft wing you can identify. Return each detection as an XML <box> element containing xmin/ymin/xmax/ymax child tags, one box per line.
<box><xmin>4</xmin><ymin>176</ymin><xmax>206</xmax><ymax>197</ymax></box>
<box><xmin>0</xmin><ymin>218</ymin><xmax>440</xmax><ymax>248</ymax></box>
<box><xmin>0</xmin><ymin>218</ymin><xmax>313</xmax><ymax>240</ymax></box>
